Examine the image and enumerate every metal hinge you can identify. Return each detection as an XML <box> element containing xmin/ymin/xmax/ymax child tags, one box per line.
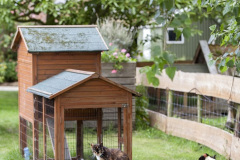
<box><xmin>122</xmin><ymin>104</ymin><xmax>129</xmax><ymax>108</ymax></box>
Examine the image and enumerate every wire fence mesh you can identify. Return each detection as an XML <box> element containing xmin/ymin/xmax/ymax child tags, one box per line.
<box><xmin>145</xmin><ymin>87</ymin><xmax>240</xmax><ymax>136</ymax></box>
<box><xmin>64</xmin><ymin>107</ymin><xmax>122</xmax><ymax>160</ymax></box>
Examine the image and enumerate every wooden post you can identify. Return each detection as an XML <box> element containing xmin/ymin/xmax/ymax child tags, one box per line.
<box><xmin>118</xmin><ymin>108</ymin><xmax>122</xmax><ymax>150</ymax></box>
<box><xmin>167</xmin><ymin>90</ymin><xmax>173</xmax><ymax>117</ymax></box>
<box><xmin>97</xmin><ymin>108</ymin><xmax>103</xmax><ymax>144</ymax></box>
<box><xmin>197</xmin><ymin>95</ymin><xmax>202</xmax><ymax>123</ymax></box>
<box><xmin>234</xmin><ymin>105</ymin><xmax>240</xmax><ymax>137</ymax></box>
<box><xmin>60</xmin><ymin>106</ymin><xmax>65</xmax><ymax>159</ymax></box>
<box><xmin>127</xmin><ymin>93</ymin><xmax>133</xmax><ymax>160</ymax></box>
<box><xmin>19</xmin><ymin>117</ymin><xmax>27</xmax><ymax>156</ymax></box>
<box><xmin>123</xmin><ymin>107</ymin><xmax>128</xmax><ymax>155</ymax></box>
<box><xmin>33</xmin><ymin>96</ymin><xmax>39</xmax><ymax>159</ymax></box>
<box><xmin>43</xmin><ymin>98</ymin><xmax>46</xmax><ymax>160</ymax></box>
<box><xmin>54</xmin><ymin>97</ymin><xmax>61</xmax><ymax>160</ymax></box>
<box><xmin>77</xmin><ymin>120</ymin><xmax>83</xmax><ymax>159</ymax></box>
<box><xmin>156</xmin><ymin>88</ymin><xmax>161</xmax><ymax>107</ymax></box>
<box><xmin>183</xmin><ymin>92</ymin><xmax>188</xmax><ymax>107</ymax></box>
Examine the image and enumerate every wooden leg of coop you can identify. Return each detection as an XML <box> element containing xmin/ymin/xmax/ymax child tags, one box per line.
<box><xmin>97</xmin><ymin>108</ymin><xmax>103</xmax><ymax>144</ymax></box>
<box><xmin>118</xmin><ymin>108</ymin><xmax>122</xmax><ymax>150</ymax></box>
<box><xmin>19</xmin><ymin>117</ymin><xmax>27</xmax><ymax>156</ymax></box>
<box><xmin>127</xmin><ymin>94</ymin><xmax>133</xmax><ymax>160</ymax></box>
<box><xmin>43</xmin><ymin>98</ymin><xmax>46</xmax><ymax>160</ymax></box>
<box><xmin>33</xmin><ymin>96</ymin><xmax>39</xmax><ymax>159</ymax></box>
<box><xmin>77</xmin><ymin>120</ymin><xmax>83</xmax><ymax>159</ymax></box>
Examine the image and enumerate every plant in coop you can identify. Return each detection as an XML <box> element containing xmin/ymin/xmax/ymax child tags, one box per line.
<box><xmin>101</xmin><ymin>47</ymin><xmax>136</xmax><ymax>73</ymax></box>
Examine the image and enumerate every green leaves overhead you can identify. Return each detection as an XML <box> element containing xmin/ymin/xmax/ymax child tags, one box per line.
<box><xmin>165</xmin><ymin>67</ymin><xmax>176</xmax><ymax>81</ymax></box>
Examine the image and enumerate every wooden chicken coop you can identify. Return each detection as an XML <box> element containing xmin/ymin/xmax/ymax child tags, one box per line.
<box><xmin>11</xmin><ymin>26</ymin><xmax>140</xmax><ymax>160</ymax></box>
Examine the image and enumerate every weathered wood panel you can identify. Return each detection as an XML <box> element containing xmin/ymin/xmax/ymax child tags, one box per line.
<box><xmin>230</xmin><ymin>136</ymin><xmax>240</xmax><ymax>160</ymax></box>
<box><xmin>60</xmin><ymin>79</ymin><xmax>129</xmax><ymax>109</ymax></box>
<box><xmin>101</xmin><ymin>63</ymin><xmax>136</xmax><ymax>78</ymax></box>
<box><xmin>167</xmin><ymin>117</ymin><xmax>232</xmax><ymax>157</ymax></box>
<box><xmin>147</xmin><ymin>110</ymin><xmax>240</xmax><ymax>159</ymax></box>
<box><xmin>18</xmin><ymin>39</ymin><xmax>34</xmax><ymax>121</ymax></box>
<box><xmin>36</xmin><ymin>52</ymin><xmax>101</xmax><ymax>83</ymax></box>
<box><xmin>102</xmin><ymin>63</ymin><xmax>136</xmax><ymax>124</ymax></box>
<box><xmin>148</xmin><ymin>110</ymin><xmax>167</xmax><ymax>132</ymax></box>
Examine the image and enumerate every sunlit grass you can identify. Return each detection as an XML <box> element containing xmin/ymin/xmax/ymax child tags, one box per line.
<box><xmin>0</xmin><ymin>91</ymin><xmax>228</xmax><ymax>160</ymax></box>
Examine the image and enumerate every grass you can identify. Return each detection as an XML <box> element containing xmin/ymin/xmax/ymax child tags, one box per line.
<box><xmin>0</xmin><ymin>91</ymin><xmax>227</xmax><ymax>160</ymax></box>
<box><xmin>0</xmin><ymin>91</ymin><xmax>23</xmax><ymax>160</ymax></box>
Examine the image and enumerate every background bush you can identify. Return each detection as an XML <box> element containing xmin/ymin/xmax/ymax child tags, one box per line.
<box><xmin>0</xmin><ymin>61</ymin><xmax>17</xmax><ymax>83</ymax></box>
<box><xmin>135</xmin><ymin>85</ymin><xmax>150</xmax><ymax>129</ymax></box>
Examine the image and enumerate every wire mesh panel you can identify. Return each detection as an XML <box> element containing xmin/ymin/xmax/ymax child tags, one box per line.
<box><xmin>147</xmin><ymin>87</ymin><xmax>167</xmax><ymax>114</ymax></box>
<box><xmin>64</xmin><ymin>107</ymin><xmax>122</xmax><ymax>160</ymax></box>
<box><xmin>20</xmin><ymin>117</ymin><xmax>33</xmax><ymax>159</ymax></box>
<box><xmin>33</xmin><ymin>95</ymin><xmax>44</xmax><ymax>160</ymax></box>
<box><xmin>44</xmin><ymin>98</ymin><xmax>55</xmax><ymax>159</ymax></box>
<box><xmin>145</xmin><ymin>87</ymin><xmax>240</xmax><ymax>136</ymax></box>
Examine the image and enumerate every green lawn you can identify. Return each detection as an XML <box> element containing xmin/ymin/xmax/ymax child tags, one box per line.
<box><xmin>0</xmin><ymin>91</ymin><xmax>227</xmax><ymax>160</ymax></box>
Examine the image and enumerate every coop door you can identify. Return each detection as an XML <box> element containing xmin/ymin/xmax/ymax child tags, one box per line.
<box><xmin>64</xmin><ymin>107</ymin><xmax>123</xmax><ymax>160</ymax></box>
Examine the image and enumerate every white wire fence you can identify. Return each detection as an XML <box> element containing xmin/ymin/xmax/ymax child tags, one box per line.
<box><xmin>145</xmin><ymin>87</ymin><xmax>240</xmax><ymax>137</ymax></box>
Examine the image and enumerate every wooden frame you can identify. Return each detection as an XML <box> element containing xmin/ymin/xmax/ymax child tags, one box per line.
<box><xmin>14</xmin><ymin>25</ymin><xmax>137</xmax><ymax>160</ymax></box>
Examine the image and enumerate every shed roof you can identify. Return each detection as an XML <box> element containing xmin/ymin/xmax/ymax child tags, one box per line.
<box><xmin>27</xmin><ymin>69</ymin><xmax>140</xmax><ymax>99</ymax></box>
<box><xmin>11</xmin><ymin>25</ymin><xmax>108</xmax><ymax>53</ymax></box>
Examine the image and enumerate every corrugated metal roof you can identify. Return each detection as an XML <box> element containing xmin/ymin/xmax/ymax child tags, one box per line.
<box><xmin>27</xmin><ymin>70</ymin><xmax>93</xmax><ymax>98</ymax></box>
<box><xmin>18</xmin><ymin>26</ymin><xmax>108</xmax><ymax>52</ymax></box>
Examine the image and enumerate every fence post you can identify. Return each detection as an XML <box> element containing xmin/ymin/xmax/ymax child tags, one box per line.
<box><xmin>234</xmin><ymin>105</ymin><xmax>240</xmax><ymax>137</ymax></box>
<box><xmin>197</xmin><ymin>95</ymin><xmax>202</xmax><ymax>123</ymax></box>
<box><xmin>167</xmin><ymin>90</ymin><xmax>173</xmax><ymax>117</ymax></box>
<box><xmin>183</xmin><ymin>92</ymin><xmax>188</xmax><ymax>107</ymax></box>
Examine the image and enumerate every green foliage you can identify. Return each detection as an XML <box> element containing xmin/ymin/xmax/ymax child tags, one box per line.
<box><xmin>4</xmin><ymin>61</ymin><xmax>18</xmax><ymax>82</ymax></box>
<box><xmin>0</xmin><ymin>0</ymin><xmax>157</xmax><ymax>62</ymax></box>
<box><xmin>101</xmin><ymin>47</ymin><xmax>136</xmax><ymax>72</ymax></box>
<box><xmin>0</xmin><ymin>61</ymin><xmax>17</xmax><ymax>83</ymax></box>
<box><xmin>140</xmin><ymin>51</ymin><xmax>176</xmax><ymax>85</ymax></box>
<box><xmin>135</xmin><ymin>85</ymin><xmax>150</xmax><ymax>130</ymax></box>
<box><xmin>0</xmin><ymin>62</ymin><xmax>6</xmax><ymax>83</ymax></box>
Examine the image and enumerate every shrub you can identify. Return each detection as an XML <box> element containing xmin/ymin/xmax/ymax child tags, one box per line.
<box><xmin>97</xmin><ymin>18</ymin><xmax>134</xmax><ymax>50</ymax></box>
<box><xmin>0</xmin><ymin>61</ymin><xmax>17</xmax><ymax>83</ymax></box>
<box><xmin>135</xmin><ymin>85</ymin><xmax>150</xmax><ymax>130</ymax></box>
<box><xmin>101</xmin><ymin>47</ymin><xmax>136</xmax><ymax>72</ymax></box>
<box><xmin>0</xmin><ymin>62</ymin><xmax>6</xmax><ymax>83</ymax></box>
<box><xmin>4</xmin><ymin>60</ymin><xmax>17</xmax><ymax>82</ymax></box>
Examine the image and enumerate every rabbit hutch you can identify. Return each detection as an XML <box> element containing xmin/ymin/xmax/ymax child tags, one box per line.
<box><xmin>11</xmin><ymin>26</ymin><xmax>140</xmax><ymax>160</ymax></box>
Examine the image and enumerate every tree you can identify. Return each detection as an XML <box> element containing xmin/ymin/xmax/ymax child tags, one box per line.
<box><xmin>0</xmin><ymin>0</ymin><xmax>158</xmax><ymax>61</ymax></box>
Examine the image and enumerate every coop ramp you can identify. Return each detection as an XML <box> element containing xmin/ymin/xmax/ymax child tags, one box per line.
<box><xmin>46</xmin><ymin>118</ymin><xmax>71</xmax><ymax>160</ymax></box>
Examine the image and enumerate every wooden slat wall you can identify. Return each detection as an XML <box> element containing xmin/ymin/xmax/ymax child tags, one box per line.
<box><xmin>60</xmin><ymin>79</ymin><xmax>128</xmax><ymax>109</ymax></box>
<box><xmin>18</xmin><ymin>40</ymin><xmax>34</xmax><ymax>122</ymax></box>
<box><xmin>36</xmin><ymin>52</ymin><xmax>100</xmax><ymax>82</ymax></box>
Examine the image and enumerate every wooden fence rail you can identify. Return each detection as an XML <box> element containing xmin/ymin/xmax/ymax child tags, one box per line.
<box><xmin>136</xmin><ymin>69</ymin><xmax>240</xmax><ymax>104</ymax></box>
<box><xmin>136</xmin><ymin>69</ymin><xmax>240</xmax><ymax>160</ymax></box>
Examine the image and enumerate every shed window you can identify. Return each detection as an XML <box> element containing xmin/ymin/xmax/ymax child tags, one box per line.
<box><xmin>166</xmin><ymin>28</ymin><xmax>184</xmax><ymax>44</ymax></box>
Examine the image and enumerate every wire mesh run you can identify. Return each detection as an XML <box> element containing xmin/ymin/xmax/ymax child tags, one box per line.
<box><xmin>20</xmin><ymin>117</ymin><xmax>33</xmax><ymax>159</ymax></box>
<box><xmin>145</xmin><ymin>87</ymin><xmax>240</xmax><ymax>137</ymax></box>
<box><xmin>32</xmin><ymin>96</ymin><xmax>55</xmax><ymax>160</ymax></box>
<box><xmin>34</xmin><ymin>95</ymin><xmax>44</xmax><ymax>160</ymax></box>
<box><xmin>44</xmin><ymin>98</ymin><xmax>55</xmax><ymax>159</ymax></box>
<box><xmin>64</xmin><ymin>107</ymin><xmax>122</xmax><ymax>160</ymax></box>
